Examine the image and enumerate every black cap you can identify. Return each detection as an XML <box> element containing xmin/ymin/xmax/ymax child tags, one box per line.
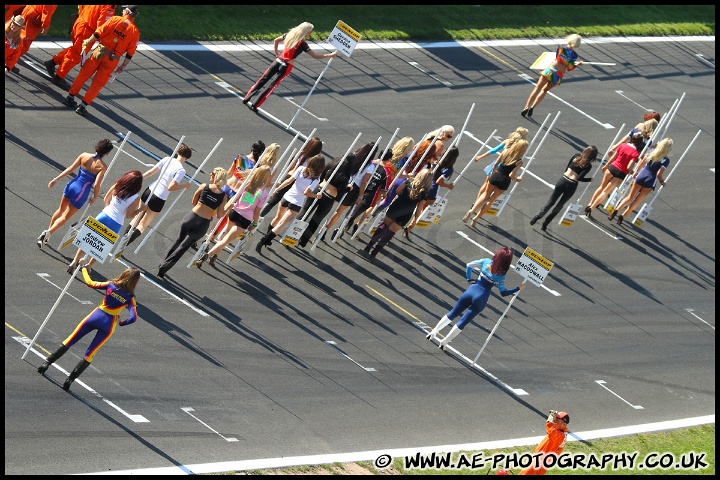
<box><xmin>556</xmin><ymin>411</ymin><xmax>570</xmax><ymax>424</ymax></box>
<box><xmin>122</xmin><ymin>5</ymin><xmax>139</xmax><ymax>16</ymax></box>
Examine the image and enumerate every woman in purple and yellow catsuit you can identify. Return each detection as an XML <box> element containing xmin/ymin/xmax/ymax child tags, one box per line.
<box><xmin>522</xmin><ymin>34</ymin><xmax>583</xmax><ymax>118</ymax></box>
<box><xmin>37</xmin><ymin>266</ymin><xmax>140</xmax><ymax>391</ymax></box>
<box><xmin>242</xmin><ymin>22</ymin><xmax>337</xmax><ymax>111</ymax></box>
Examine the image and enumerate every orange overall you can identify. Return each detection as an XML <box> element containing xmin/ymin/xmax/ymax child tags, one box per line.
<box><xmin>518</xmin><ymin>420</ymin><xmax>568</xmax><ymax>475</ymax></box>
<box><xmin>68</xmin><ymin>12</ymin><xmax>139</xmax><ymax>106</ymax></box>
<box><xmin>5</xmin><ymin>4</ymin><xmax>55</xmax><ymax>70</ymax></box>
<box><xmin>53</xmin><ymin>4</ymin><xmax>115</xmax><ymax>79</ymax></box>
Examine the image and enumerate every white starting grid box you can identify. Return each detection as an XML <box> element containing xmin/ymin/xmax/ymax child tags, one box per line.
<box><xmin>327</xmin><ymin>20</ymin><xmax>361</xmax><ymax>58</ymax></box>
<box><xmin>514</xmin><ymin>247</ymin><xmax>554</xmax><ymax>287</ymax></box>
<box><xmin>73</xmin><ymin>216</ymin><xmax>118</xmax><ymax>263</ymax></box>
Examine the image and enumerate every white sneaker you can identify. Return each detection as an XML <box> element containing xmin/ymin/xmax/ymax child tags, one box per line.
<box><xmin>37</xmin><ymin>230</ymin><xmax>49</xmax><ymax>248</ymax></box>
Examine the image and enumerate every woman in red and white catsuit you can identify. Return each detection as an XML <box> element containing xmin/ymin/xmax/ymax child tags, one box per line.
<box><xmin>242</xmin><ymin>21</ymin><xmax>337</xmax><ymax>111</ymax></box>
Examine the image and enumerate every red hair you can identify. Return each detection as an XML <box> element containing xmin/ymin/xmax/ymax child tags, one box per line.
<box><xmin>491</xmin><ymin>247</ymin><xmax>514</xmax><ymax>275</ymax></box>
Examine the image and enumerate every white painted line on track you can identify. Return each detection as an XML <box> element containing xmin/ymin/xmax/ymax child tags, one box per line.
<box><xmin>615</xmin><ymin>90</ymin><xmax>654</xmax><ymax>111</ymax></box>
<box><xmin>112</xmin><ymin>258</ymin><xmax>211</xmax><ymax>317</ymax></box>
<box><xmin>414</xmin><ymin>322</ymin><xmax>528</xmax><ymax>396</ymax></box>
<box><xmin>695</xmin><ymin>53</ymin><xmax>715</xmax><ymax>68</ymax></box>
<box><xmin>408</xmin><ymin>61</ymin><xmax>453</xmax><ymax>86</ymax></box>
<box><xmin>595</xmin><ymin>380</ymin><xmax>644</xmax><ymax>409</ymax></box>
<box><xmin>182</xmin><ymin>407</ymin><xmax>239</xmax><ymax>442</ymax></box>
<box><xmin>36</xmin><ymin>273</ymin><xmax>93</xmax><ymax>304</ymax></box>
<box><xmin>82</xmin><ymin>414</ymin><xmax>715</xmax><ymax>475</ymax></box>
<box><xmin>685</xmin><ymin>308</ymin><xmax>715</xmax><ymax>330</ymax></box>
<box><xmin>518</xmin><ymin>73</ymin><xmax>614</xmax><ymax>129</ymax></box>
<box><xmin>456</xmin><ymin>232</ymin><xmax>561</xmax><ymax>296</ymax></box>
<box><xmin>577</xmin><ymin>215</ymin><xmax>624</xmax><ymax>240</ymax></box>
<box><xmin>325</xmin><ymin>341</ymin><xmax>377</xmax><ymax>372</ymax></box>
<box><xmin>15</xmin><ymin>336</ymin><xmax>150</xmax><ymax>423</ymax></box>
<box><xmin>282</xmin><ymin>96</ymin><xmax>328</xmax><ymax>121</ymax></box>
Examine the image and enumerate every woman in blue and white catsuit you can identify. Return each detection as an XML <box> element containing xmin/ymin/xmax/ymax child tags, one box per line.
<box><xmin>427</xmin><ymin>247</ymin><xmax>525</xmax><ymax>350</ymax></box>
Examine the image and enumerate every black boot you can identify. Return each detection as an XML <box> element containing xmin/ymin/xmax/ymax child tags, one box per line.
<box><xmin>530</xmin><ymin>215</ymin><xmax>540</xmax><ymax>226</ymax></box>
<box><xmin>371</xmin><ymin>229</ymin><xmax>396</xmax><ymax>257</ymax></box>
<box><xmin>37</xmin><ymin>344</ymin><xmax>69</xmax><ymax>374</ymax></box>
<box><xmin>126</xmin><ymin>228</ymin><xmax>142</xmax><ymax>246</ymax></box>
<box><xmin>365</xmin><ymin>223</ymin><xmax>386</xmax><ymax>252</ymax></box>
<box><xmin>63</xmin><ymin>359</ymin><xmax>91</xmax><ymax>391</ymax></box>
<box><xmin>256</xmin><ymin>231</ymin><xmax>276</xmax><ymax>253</ymax></box>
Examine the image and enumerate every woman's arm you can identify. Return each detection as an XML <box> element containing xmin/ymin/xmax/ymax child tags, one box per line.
<box><xmin>307</xmin><ymin>49</ymin><xmax>337</xmax><ymax>60</ymax></box>
<box><xmin>48</xmin><ymin>154</ymin><xmax>83</xmax><ymax>188</ymax></box>
<box><xmin>90</xmin><ymin>166</ymin><xmax>107</xmax><ymax>204</ymax></box>
<box><xmin>273</xmin><ymin>35</ymin><xmax>283</xmax><ymax>57</ymax></box>
<box><xmin>126</xmin><ymin>198</ymin><xmax>146</xmax><ymax>218</ymax></box>
<box><xmin>191</xmin><ymin>184</ymin><xmax>204</xmax><ymax>206</ymax></box>
<box><xmin>119</xmin><ymin>297</ymin><xmax>138</xmax><ymax>326</ymax></box>
<box><xmin>103</xmin><ymin>183</ymin><xmax>117</xmax><ymax>207</ymax></box>
<box><xmin>511</xmin><ymin>161</ymin><xmax>524</xmax><ymax>182</ymax></box>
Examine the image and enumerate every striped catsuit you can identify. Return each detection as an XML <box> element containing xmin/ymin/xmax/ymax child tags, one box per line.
<box><xmin>62</xmin><ymin>267</ymin><xmax>138</xmax><ymax>362</ymax></box>
<box><xmin>243</xmin><ymin>34</ymin><xmax>311</xmax><ymax>109</ymax></box>
<box><xmin>52</xmin><ymin>4</ymin><xmax>116</xmax><ymax>80</ymax></box>
<box><xmin>68</xmin><ymin>12</ymin><xmax>139</xmax><ymax>107</ymax></box>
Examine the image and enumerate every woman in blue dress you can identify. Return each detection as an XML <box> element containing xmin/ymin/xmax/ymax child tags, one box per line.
<box><xmin>37</xmin><ymin>139</ymin><xmax>113</xmax><ymax>248</ymax></box>
<box><xmin>427</xmin><ymin>247</ymin><xmax>525</xmax><ymax>350</ymax></box>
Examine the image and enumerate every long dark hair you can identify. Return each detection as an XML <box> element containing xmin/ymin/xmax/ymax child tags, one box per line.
<box><xmin>349</xmin><ymin>142</ymin><xmax>377</xmax><ymax>176</ymax></box>
<box><xmin>438</xmin><ymin>146</ymin><xmax>459</xmax><ymax>169</ymax></box>
<box><xmin>114</xmin><ymin>170</ymin><xmax>143</xmax><ymax>200</ymax></box>
<box><xmin>491</xmin><ymin>247</ymin><xmax>514</xmax><ymax>276</ymax></box>
<box><xmin>303</xmin><ymin>154</ymin><xmax>325</xmax><ymax>179</ymax></box>
<box><xmin>298</xmin><ymin>137</ymin><xmax>323</xmax><ymax>164</ymax></box>
<box><xmin>572</xmin><ymin>145</ymin><xmax>598</xmax><ymax>167</ymax></box>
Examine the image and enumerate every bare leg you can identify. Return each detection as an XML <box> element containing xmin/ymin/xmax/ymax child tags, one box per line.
<box><xmin>48</xmin><ymin>197</ymin><xmax>78</xmax><ymax>235</ymax></box>
<box><xmin>524</xmin><ymin>76</ymin><xmax>549</xmax><ymax>110</ymax></box>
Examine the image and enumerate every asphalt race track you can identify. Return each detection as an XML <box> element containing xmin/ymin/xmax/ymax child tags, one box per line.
<box><xmin>5</xmin><ymin>35</ymin><xmax>715</xmax><ymax>475</ymax></box>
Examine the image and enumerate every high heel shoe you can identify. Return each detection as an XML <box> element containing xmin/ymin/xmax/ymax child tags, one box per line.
<box><xmin>608</xmin><ymin>210</ymin><xmax>617</xmax><ymax>221</ymax></box>
<box><xmin>208</xmin><ymin>254</ymin><xmax>218</xmax><ymax>267</ymax></box>
<box><xmin>616</xmin><ymin>214</ymin><xmax>624</xmax><ymax>226</ymax></box>
<box><xmin>66</xmin><ymin>263</ymin><xmax>76</xmax><ymax>274</ymax></box>
<box><xmin>402</xmin><ymin>226</ymin><xmax>412</xmax><ymax>242</ymax></box>
<box><xmin>584</xmin><ymin>206</ymin><xmax>592</xmax><ymax>218</ymax></box>
<box><xmin>527</xmin><ymin>107</ymin><xmax>533</xmax><ymax>118</ymax></box>
<box><xmin>193</xmin><ymin>252</ymin><xmax>209</xmax><ymax>268</ymax></box>
<box><xmin>530</xmin><ymin>215</ymin><xmax>540</xmax><ymax>226</ymax></box>
<box><xmin>462</xmin><ymin>210</ymin><xmax>473</xmax><ymax>223</ymax></box>
<box><xmin>470</xmin><ymin>215</ymin><xmax>478</xmax><ymax>228</ymax></box>
<box><xmin>520</xmin><ymin>108</ymin><xmax>529</xmax><ymax>118</ymax></box>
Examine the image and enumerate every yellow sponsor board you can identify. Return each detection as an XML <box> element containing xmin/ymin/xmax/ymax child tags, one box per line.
<box><xmin>336</xmin><ymin>20</ymin><xmax>361</xmax><ymax>42</ymax></box>
<box><xmin>522</xmin><ymin>247</ymin><xmax>554</xmax><ymax>271</ymax></box>
<box><xmin>86</xmin><ymin>216</ymin><xmax>119</xmax><ymax>243</ymax></box>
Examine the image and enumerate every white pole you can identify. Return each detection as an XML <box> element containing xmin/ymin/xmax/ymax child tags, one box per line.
<box><xmin>576</xmin><ymin>123</ymin><xmax>626</xmax><ymax>203</ymax></box>
<box><xmin>471</xmin><ymin>280</ymin><xmax>526</xmax><ymax>365</ymax></box>
<box><xmin>57</xmin><ymin>131</ymin><xmax>131</xmax><ymax>250</ymax></box>
<box><xmin>440</xmin><ymin>129</ymin><xmax>497</xmax><ymax>201</ymax></box>
<box><xmin>22</xmin><ymin>255</ymin><xmax>90</xmax><ymax>359</ymax></box>
<box><xmin>134</xmin><ymin>138</ymin><xmax>223</xmax><ymax>254</ymax></box>
<box><xmin>111</xmin><ymin>136</ymin><xmax>185</xmax><ymax>258</ymax></box>
<box><xmin>645</xmin><ymin>129</ymin><xmax>700</xmax><ymax>208</ymax></box>
<box><xmin>287</xmin><ymin>57</ymin><xmax>333</xmax><ymax>130</ymax></box>
<box><xmin>496</xmin><ymin>112</ymin><xmax>560</xmax><ymax>216</ymax></box>
<box><xmin>299</xmin><ymin>132</ymin><xmax>362</xmax><ymax>223</ymax></box>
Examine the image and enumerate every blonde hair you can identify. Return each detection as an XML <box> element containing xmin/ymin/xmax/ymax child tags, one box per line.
<box><xmin>5</xmin><ymin>16</ymin><xmax>23</xmax><ymax>47</ymax></box>
<box><xmin>390</xmin><ymin>137</ymin><xmax>415</xmax><ymax>166</ymax></box>
<box><xmin>245</xmin><ymin>165</ymin><xmax>272</xmax><ymax>194</ymax></box>
<box><xmin>505</xmin><ymin>127</ymin><xmax>528</xmax><ymax>147</ymax></box>
<box><xmin>499</xmin><ymin>139</ymin><xmax>529</xmax><ymax>166</ymax></box>
<box><xmin>211</xmin><ymin>167</ymin><xmax>227</xmax><ymax>187</ymax></box>
<box><xmin>646</xmin><ymin>138</ymin><xmax>673</xmax><ymax>164</ymax></box>
<box><xmin>566</xmin><ymin>34</ymin><xmax>581</xmax><ymax>50</ymax></box>
<box><xmin>256</xmin><ymin>143</ymin><xmax>281</xmax><ymax>168</ymax></box>
<box><xmin>285</xmin><ymin>22</ymin><xmax>314</xmax><ymax>50</ymax></box>
<box><xmin>427</xmin><ymin>125</ymin><xmax>454</xmax><ymax>141</ymax></box>
<box><xmin>641</xmin><ymin>119</ymin><xmax>658</xmax><ymax>138</ymax></box>
<box><xmin>409</xmin><ymin>168</ymin><xmax>433</xmax><ymax>200</ymax></box>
